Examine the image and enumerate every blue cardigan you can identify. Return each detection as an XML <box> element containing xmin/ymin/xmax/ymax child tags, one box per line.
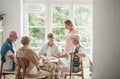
<box><xmin>0</xmin><ymin>39</ymin><xmax>15</xmax><ymax>70</ymax></box>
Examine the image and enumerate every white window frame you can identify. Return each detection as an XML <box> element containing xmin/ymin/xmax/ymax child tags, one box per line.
<box><xmin>23</xmin><ymin>1</ymin><xmax>93</xmax><ymax>60</ymax></box>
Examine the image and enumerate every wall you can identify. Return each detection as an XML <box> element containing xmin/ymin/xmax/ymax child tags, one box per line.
<box><xmin>93</xmin><ymin>0</ymin><xmax>120</xmax><ymax>79</ymax></box>
<box><xmin>0</xmin><ymin>0</ymin><xmax>23</xmax><ymax>50</ymax></box>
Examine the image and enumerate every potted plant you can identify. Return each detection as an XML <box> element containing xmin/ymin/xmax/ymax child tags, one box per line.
<box><xmin>0</xmin><ymin>13</ymin><xmax>6</xmax><ymax>26</ymax></box>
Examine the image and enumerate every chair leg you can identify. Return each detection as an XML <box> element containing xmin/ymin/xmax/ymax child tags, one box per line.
<box><xmin>82</xmin><ymin>74</ymin><xmax>84</xmax><ymax>79</ymax></box>
<box><xmin>64</xmin><ymin>74</ymin><xmax>67</xmax><ymax>79</ymax></box>
<box><xmin>4</xmin><ymin>75</ymin><xmax>5</xmax><ymax>79</ymax></box>
<box><xmin>0</xmin><ymin>74</ymin><xmax>1</xmax><ymax>79</ymax></box>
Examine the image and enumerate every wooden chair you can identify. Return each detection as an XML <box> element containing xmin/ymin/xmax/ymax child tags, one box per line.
<box><xmin>17</xmin><ymin>57</ymin><xmax>46</xmax><ymax>79</ymax></box>
<box><xmin>17</xmin><ymin>57</ymin><xmax>29</xmax><ymax>79</ymax></box>
<box><xmin>0</xmin><ymin>61</ymin><xmax>14</xmax><ymax>79</ymax></box>
<box><xmin>89</xmin><ymin>58</ymin><xmax>93</xmax><ymax>77</ymax></box>
<box><xmin>64</xmin><ymin>58</ymin><xmax>84</xmax><ymax>79</ymax></box>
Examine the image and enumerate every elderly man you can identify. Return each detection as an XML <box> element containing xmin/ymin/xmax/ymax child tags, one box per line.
<box><xmin>0</xmin><ymin>31</ymin><xmax>18</xmax><ymax>71</ymax></box>
<box><xmin>69</xmin><ymin>34</ymin><xmax>86</xmax><ymax>73</ymax></box>
<box><xmin>54</xmin><ymin>34</ymin><xmax>86</xmax><ymax>78</ymax></box>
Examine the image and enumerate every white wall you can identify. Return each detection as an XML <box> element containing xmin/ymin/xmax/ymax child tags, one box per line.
<box><xmin>0</xmin><ymin>0</ymin><xmax>23</xmax><ymax>50</ymax></box>
<box><xmin>93</xmin><ymin>0</ymin><xmax>120</xmax><ymax>79</ymax></box>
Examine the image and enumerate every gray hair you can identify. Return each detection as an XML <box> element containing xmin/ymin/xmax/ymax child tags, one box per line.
<box><xmin>21</xmin><ymin>36</ymin><xmax>30</xmax><ymax>45</ymax></box>
<box><xmin>70</xmin><ymin>34</ymin><xmax>80</xmax><ymax>41</ymax></box>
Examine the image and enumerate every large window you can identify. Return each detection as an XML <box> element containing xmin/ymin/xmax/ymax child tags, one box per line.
<box><xmin>23</xmin><ymin>2</ymin><xmax>92</xmax><ymax>78</ymax></box>
<box><xmin>52</xmin><ymin>5</ymin><xmax>69</xmax><ymax>52</ymax></box>
<box><xmin>74</xmin><ymin>5</ymin><xmax>92</xmax><ymax>69</ymax></box>
<box><xmin>24</xmin><ymin>3</ymin><xmax>92</xmax><ymax>60</ymax></box>
<box><xmin>28</xmin><ymin>12</ymin><xmax>45</xmax><ymax>53</ymax></box>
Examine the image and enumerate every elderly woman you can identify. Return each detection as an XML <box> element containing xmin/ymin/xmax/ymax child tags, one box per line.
<box><xmin>16</xmin><ymin>36</ymin><xmax>51</xmax><ymax>79</ymax></box>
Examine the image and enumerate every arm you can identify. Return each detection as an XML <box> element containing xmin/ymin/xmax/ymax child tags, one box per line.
<box><xmin>76</xmin><ymin>53</ymin><xmax>86</xmax><ymax>58</ymax></box>
<box><xmin>76</xmin><ymin>47</ymin><xmax>86</xmax><ymax>58</ymax></box>
<box><xmin>52</xmin><ymin>45</ymin><xmax>62</xmax><ymax>58</ymax></box>
<box><xmin>9</xmin><ymin>55</ymin><xmax>15</xmax><ymax>60</ymax></box>
<box><xmin>39</xmin><ymin>46</ymin><xmax>44</xmax><ymax>55</ymax></box>
<box><xmin>39</xmin><ymin>43</ymin><xmax>48</xmax><ymax>55</ymax></box>
<box><xmin>52</xmin><ymin>53</ymin><xmax>68</xmax><ymax>58</ymax></box>
<box><xmin>6</xmin><ymin>50</ymin><xmax>15</xmax><ymax>60</ymax></box>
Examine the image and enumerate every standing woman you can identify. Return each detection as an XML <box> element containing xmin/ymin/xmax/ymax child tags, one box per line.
<box><xmin>53</xmin><ymin>19</ymin><xmax>79</xmax><ymax>78</ymax></box>
<box><xmin>64</xmin><ymin>19</ymin><xmax>79</xmax><ymax>54</ymax></box>
<box><xmin>56</xmin><ymin>19</ymin><xmax>79</xmax><ymax>58</ymax></box>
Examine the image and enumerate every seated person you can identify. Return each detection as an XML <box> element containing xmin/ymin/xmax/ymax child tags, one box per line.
<box><xmin>39</xmin><ymin>33</ymin><xmax>62</xmax><ymax>79</ymax></box>
<box><xmin>39</xmin><ymin>33</ymin><xmax>61</xmax><ymax>60</ymax></box>
<box><xmin>54</xmin><ymin>34</ymin><xmax>86</xmax><ymax>77</ymax></box>
<box><xmin>16</xmin><ymin>36</ymin><xmax>51</xmax><ymax>79</ymax></box>
<box><xmin>0</xmin><ymin>31</ymin><xmax>18</xmax><ymax>71</ymax></box>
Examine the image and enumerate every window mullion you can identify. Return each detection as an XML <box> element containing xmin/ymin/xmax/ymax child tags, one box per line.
<box><xmin>69</xmin><ymin>3</ymin><xmax>73</xmax><ymax>20</ymax></box>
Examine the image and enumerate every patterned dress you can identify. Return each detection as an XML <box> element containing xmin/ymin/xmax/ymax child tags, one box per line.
<box><xmin>40</xmin><ymin>61</ymin><xmax>61</xmax><ymax>79</ymax></box>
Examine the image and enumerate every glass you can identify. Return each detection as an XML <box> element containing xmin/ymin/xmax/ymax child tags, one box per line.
<box><xmin>29</xmin><ymin>28</ymin><xmax>45</xmax><ymax>54</ymax></box>
<box><xmin>74</xmin><ymin>5</ymin><xmax>92</xmax><ymax>26</ymax></box>
<box><xmin>74</xmin><ymin>5</ymin><xmax>92</xmax><ymax>72</ymax></box>
<box><xmin>28</xmin><ymin>12</ymin><xmax>45</xmax><ymax>26</ymax></box>
<box><xmin>52</xmin><ymin>5</ymin><xmax>69</xmax><ymax>26</ymax></box>
<box><xmin>52</xmin><ymin>27</ymin><xmax>66</xmax><ymax>42</ymax></box>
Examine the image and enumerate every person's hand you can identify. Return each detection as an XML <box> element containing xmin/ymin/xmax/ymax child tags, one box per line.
<box><xmin>69</xmin><ymin>51</ymin><xmax>75</xmax><ymax>56</ymax></box>
<box><xmin>42</xmin><ymin>59</ymin><xmax>48</xmax><ymax>64</ymax></box>
<box><xmin>38</xmin><ymin>55</ymin><xmax>46</xmax><ymax>60</ymax></box>
<box><xmin>52</xmin><ymin>54</ymin><xmax>60</xmax><ymax>58</ymax></box>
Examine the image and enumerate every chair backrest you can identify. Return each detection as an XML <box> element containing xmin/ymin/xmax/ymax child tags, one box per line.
<box><xmin>0</xmin><ymin>61</ymin><xmax>4</xmax><ymax>79</ymax></box>
<box><xmin>65</xmin><ymin>58</ymin><xmax>84</xmax><ymax>79</ymax></box>
<box><xmin>0</xmin><ymin>61</ymin><xmax>14</xmax><ymax>79</ymax></box>
<box><xmin>17</xmin><ymin>57</ymin><xmax>29</xmax><ymax>79</ymax></box>
<box><xmin>80</xmin><ymin>58</ymin><xmax>84</xmax><ymax>78</ymax></box>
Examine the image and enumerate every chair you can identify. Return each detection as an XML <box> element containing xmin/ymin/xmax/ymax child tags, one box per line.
<box><xmin>64</xmin><ymin>58</ymin><xmax>84</xmax><ymax>79</ymax></box>
<box><xmin>17</xmin><ymin>57</ymin><xmax>46</xmax><ymax>79</ymax></box>
<box><xmin>0</xmin><ymin>61</ymin><xmax>14</xmax><ymax>79</ymax></box>
<box><xmin>89</xmin><ymin>58</ymin><xmax>93</xmax><ymax>77</ymax></box>
<box><xmin>17</xmin><ymin>57</ymin><xmax>29</xmax><ymax>79</ymax></box>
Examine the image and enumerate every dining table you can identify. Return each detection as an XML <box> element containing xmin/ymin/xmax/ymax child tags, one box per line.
<box><xmin>39</xmin><ymin>57</ymin><xmax>62</xmax><ymax>79</ymax></box>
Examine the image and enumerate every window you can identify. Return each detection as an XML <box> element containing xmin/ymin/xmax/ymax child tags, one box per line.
<box><xmin>23</xmin><ymin>1</ymin><xmax>92</xmax><ymax>78</ymax></box>
<box><xmin>74</xmin><ymin>5</ymin><xmax>92</xmax><ymax>68</ymax></box>
<box><xmin>24</xmin><ymin>4</ymin><xmax>46</xmax><ymax>54</ymax></box>
<box><xmin>23</xmin><ymin>3</ymin><xmax>92</xmax><ymax>61</ymax></box>
<box><xmin>52</xmin><ymin>5</ymin><xmax>69</xmax><ymax>52</ymax></box>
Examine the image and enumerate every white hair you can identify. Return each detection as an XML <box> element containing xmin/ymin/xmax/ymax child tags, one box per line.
<box><xmin>70</xmin><ymin>34</ymin><xmax>80</xmax><ymax>41</ymax></box>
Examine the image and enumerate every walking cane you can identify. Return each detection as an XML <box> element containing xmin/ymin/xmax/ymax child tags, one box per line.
<box><xmin>70</xmin><ymin>54</ymin><xmax>73</xmax><ymax>79</ymax></box>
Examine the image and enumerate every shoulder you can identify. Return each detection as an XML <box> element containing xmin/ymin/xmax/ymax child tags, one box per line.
<box><xmin>27</xmin><ymin>47</ymin><xmax>34</xmax><ymax>52</ymax></box>
<box><xmin>41</xmin><ymin>43</ymin><xmax>48</xmax><ymax>48</ymax></box>
<box><xmin>78</xmin><ymin>46</ymin><xmax>85</xmax><ymax>53</ymax></box>
<box><xmin>53</xmin><ymin>43</ymin><xmax>57</xmax><ymax>47</ymax></box>
<box><xmin>72</xmin><ymin>29</ymin><xmax>78</xmax><ymax>33</ymax></box>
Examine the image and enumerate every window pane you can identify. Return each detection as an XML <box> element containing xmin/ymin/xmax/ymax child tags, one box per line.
<box><xmin>74</xmin><ymin>5</ymin><xmax>91</xmax><ymax>26</ymax></box>
<box><xmin>29</xmin><ymin>28</ymin><xmax>45</xmax><ymax>54</ymax></box>
<box><xmin>28</xmin><ymin>13</ymin><xmax>45</xmax><ymax>26</ymax></box>
<box><xmin>52</xmin><ymin>28</ymin><xmax>66</xmax><ymax>42</ymax></box>
<box><xmin>74</xmin><ymin>5</ymin><xmax>92</xmax><ymax>70</ymax></box>
<box><xmin>52</xmin><ymin>5</ymin><xmax>69</xmax><ymax>26</ymax></box>
<box><xmin>76</xmin><ymin>27</ymin><xmax>91</xmax><ymax>42</ymax></box>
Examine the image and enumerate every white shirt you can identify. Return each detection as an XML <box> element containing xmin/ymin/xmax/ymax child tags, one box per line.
<box><xmin>3</xmin><ymin>44</ymin><xmax>16</xmax><ymax>70</ymax></box>
<box><xmin>67</xmin><ymin>44</ymin><xmax>85</xmax><ymax>67</ymax></box>
<box><xmin>45</xmin><ymin>46</ymin><xmax>52</xmax><ymax>59</ymax></box>
<box><xmin>4</xmin><ymin>50</ymin><xmax>14</xmax><ymax>70</ymax></box>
